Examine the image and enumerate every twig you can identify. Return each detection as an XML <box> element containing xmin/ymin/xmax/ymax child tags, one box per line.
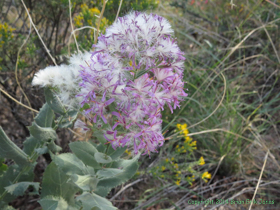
<box><xmin>14</xmin><ymin>17</ymin><xmax>35</xmax><ymax>117</ymax></box>
<box><xmin>115</xmin><ymin>0</ymin><xmax>123</xmax><ymax>22</ymax></box>
<box><xmin>20</xmin><ymin>0</ymin><xmax>57</xmax><ymax>66</ymax></box>
<box><xmin>94</xmin><ymin>0</ymin><xmax>106</xmax><ymax>46</ymax></box>
<box><xmin>110</xmin><ymin>178</ymin><xmax>143</xmax><ymax>201</ymax></box>
<box><xmin>248</xmin><ymin>151</ymin><xmax>268</xmax><ymax>210</ymax></box>
<box><xmin>69</xmin><ymin>0</ymin><xmax>80</xmax><ymax>53</ymax></box>
<box><xmin>0</xmin><ymin>88</ymin><xmax>38</xmax><ymax>113</ymax></box>
<box><xmin>207</xmin><ymin>155</ymin><xmax>226</xmax><ymax>185</ymax></box>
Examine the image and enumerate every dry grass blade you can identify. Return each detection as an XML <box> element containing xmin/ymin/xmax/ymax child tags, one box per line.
<box><xmin>69</xmin><ymin>0</ymin><xmax>80</xmax><ymax>53</ymax></box>
<box><xmin>20</xmin><ymin>0</ymin><xmax>57</xmax><ymax>66</ymax></box>
<box><xmin>14</xmin><ymin>18</ymin><xmax>35</xmax><ymax>117</ymax></box>
<box><xmin>248</xmin><ymin>151</ymin><xmax>268</xmax><ymax>210</ymax></box>
<box><xmin>115</xmin><ymin>0</ymin><xmax>123</xmax><ymax>22</ymax></box>
<box><xmin>94</xmin><ymin>0</ymin><xmax>106</xmax><ymax>46</ymax></box>
<box><xmin>0</xmin><ymin>88</ymin><xmax>38</xmax><ymax>113</ymax></box>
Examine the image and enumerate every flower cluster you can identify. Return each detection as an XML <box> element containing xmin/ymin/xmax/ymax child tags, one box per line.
<box><xmin>78</xmin><ymin>12</ymin><xmax>187</xmax><ymax>155</ymax></box>
<box><xmin>33</xmin><ymin>11</ymin><xmax>187</xmax><ymax>155</ymax></box>
<box><xmin>176</xmin><ymin>123</ymin><xmax>197</xmax><ymax>152</ymax></box>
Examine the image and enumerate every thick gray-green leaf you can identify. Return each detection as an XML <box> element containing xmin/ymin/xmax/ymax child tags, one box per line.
<box><xmin>5</xmin><ymin>182</ymin><xmax>39</xmax><ymax>196</ymax></box>
<box><xmin>0</xmin><ymin>127</ymin><xmax>29</xmax><ymax>166</ymax></box>
<box><xmin>35</xmin><ymin>103</ymin><xmax>55</xmax><ymax>128</ymax></box>
<box><xmin>92</xmin><ymin>131</ymin><xmax>107</xmax><ymax>144</ymax></box>
<box><xmin>23</xmin><ymin>136</ymin><xmax>42</xmax><ymax>156</ymax></box>
<box><xmin>53</xmin><ymin>153</ymin><xmax>88</xmax><ymax>176</ymax></box>
<box><xmin>107</xmin><ymin>146</ymin><xmax>127</xmax><ymax>160</ymax></box>
<box><xmin>76</xmin><ymin>192</ymin><xmax>117</xmax><ymax>210</ymax></box>
<box><xmin>35</xmin><ymin>146</ymin><xmax>48</xmax><ymax>155</ymax></box>
<box><xmin>1</xmin><ymin>205</ymin><xmax>16</xmax><ymax>210</ymax></box>
<box><xmin>39</xmin><ymin>196</ymin><xmax>78</xmax><ymax>210</ymax></box>
<box><xmin>44</xmin><ymin>87</ymin><xmax>66</xmax><ymax>115</ymax></box>
<box><xmin>96</xmin><ymin>168</ymin><xmax>123</xmax><ymax>179</ymax></box>
<box><xmin>69</xmin><ymin>141</ymin><xmax>100</xmax><ymax>169</ymax></box>
<box><xmin>47</xmin><ymin>141</ymin><xmax>62</xmax><ymax>153</ymax></box>
<box><xmin>71</xmin><ymin>174</ymin><xmax>98</xmax><ymax>192</ymax></box>
<box><xmin>0</xmin><ymin>164</ymin><xmax>34</xmax><ymax>205</ymax></box>
<box><xmin>28</xmin><ymin>122</ymin><xmax>57</xmax><ymax>142</ymax></box>
<box><xmin>94</xmin><ymin>152</ymin><xmax>112</xmax><ymax>164</ymax></box>
<box><xmin>95</xmin><ymin>154</ymin><xmax>140</xmax><ymax>197</ymax></box>
<box><xmin>58</xmin><ymin>110</ymin><xmax>78</xmax><ymax>128</ymax></box>
<box><xmin>41</xmin><ymin>162</ymin><xmax>80</xmax><ymax>205</ymax></box>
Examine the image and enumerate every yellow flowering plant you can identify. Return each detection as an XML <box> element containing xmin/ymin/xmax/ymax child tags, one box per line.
<box><xmin>147</xmin><ymin>123</ymin><xmax>211</xmax><ymax>187</ymax></box>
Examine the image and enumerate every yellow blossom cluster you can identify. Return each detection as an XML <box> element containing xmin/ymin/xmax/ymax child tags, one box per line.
<box><xmin>202</xmin><ymin>171</ymin><xmax>211</xmax><ymax>183</ymax></box>
<box><xmin>0</xmin><ymin>23</ymin><xmax>15</xmax><ymax>48</ymax></box>
<box><xmin>176</xmin><ymin>123</ymin><xmax>197</xmax><ymax>152</ymax></box>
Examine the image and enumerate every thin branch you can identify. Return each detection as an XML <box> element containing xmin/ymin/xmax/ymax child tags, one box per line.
<box><xmin>20</xmin><ymin>0</ymin><xmax>57</xmax><ymax>66</ymax></box>
<box><xmin>69</xmin><ymin>0</ymin><xmax>80</xmax><ymax>53</ymax></box>
<box><xmin>93</xmin><ymin>0</ymin><xmax>106</xmax><ymax>46</ymax></box>
<box><xmin>115</xmin><ymin>0</ymin><xmax>123</xmax><ymax>22</ymax></box>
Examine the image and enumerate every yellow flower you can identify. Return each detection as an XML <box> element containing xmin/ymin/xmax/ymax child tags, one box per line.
<box><xmin>181</xmin><ymin>123</ymin><xmax>187</xmax><ymax>130</ymax></box>
<box><xmin>160</xmin><ymin>175</ymin><xmax>165</xmax><ymax>178</ymax></box>
<box><xmin>176</xmin><ymin>145</ymin><xmax>179</xmax><ymax>148</ymax></box>
<box><xmin>165</xmin><ymin>158</ymin><xmax>169</xmax><ymax>162</ymax></box>
<box><xmin>174</xmin><ymin>164</ymin><xmax>179</xmax><ymax>169</ymax></box>
<box><xmin>161</xmin><ymin>166</ymin><xmax>166</xmax><ymax>171</ymax></box>
<box><xmin>177</xmin><ymin>171</ymin><xmax>181</xmax><ymax>174</ymax></box>
<box><xmin>171</xmin><ymin>157</ymin><xmax>175</xmax><ymax>161</ymax></box>
<box><xmin>199</xmin><ymin>156</ymin><xmax>205</xmax><ymax>165</ymax></box>
<box><xmin>202</xmin><ymin>172</ymin><xmax>211</xmax><ymax>181</ymax></box>
<box><xmin>175</xmin><ymin>180</ymin><xmax>180</xmax><ymax>186</ymax></box>
<box><xmin>176</xmin><ymin>124</ymin><xmax>181</xmax><ymax>129</ymax></box>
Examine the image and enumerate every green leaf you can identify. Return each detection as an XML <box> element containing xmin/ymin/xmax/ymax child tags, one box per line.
<box><xmin>44</xmin><ymin>87</ymin><xmax>66</xmax><ymax>115</ymax></box>
<box><xmin>95</xmin><ymin>154</ymin><xmax>140</xmax><ymax>197</ymax></box>
<box><xmin>71</xmin><ymin>174</ymin><xmax>98</xmax><ymax>192</ymax></box>
<box><xmin>39</xmin><ymin>196</ymin><xmax>78</xmax><ymax>210</ymax></box>
<box><xmin>23</xmin><ymin>136</ymin><xmax>42</xmax><ymax>156</ymax></box>
<box><xmin>58</xmin><ymin>110</ymin><xmax>78</xmax><ymax>128</ymax></box>
<box><xmin>0</xmin><ymin>164</ymin><xmax>34</xmax><ymax>205</ymax></box>
<box><xmin>53</xmin><ymin>153</ymin><xmax>89</xmax><ymax>176</ymax></box>
<box><xmin>0</xmin><ymin>159</ymin><xmax>8</xmax><ymax>176</ymax></box>
<box><xmin>47</xmin><ymin>141</ymin><xmax>62</xmax><ymax>153</ymax></box>
<box><xmin>92</xmin><ymin>131</ymin><xmax>107</xmax><ymax>144</ymax></box>
<box><xmin>35</xmin><ymin>146</ymin><xmax>49</xmax><ymax>155</ymax></box>
<box><xmin>0</xmin><ymin>127</ymin><xmax>29</xmax><ymax>166</ymax></box>
<box><xmin>76</xmin><ymin>192</ymin><xmax>117</xmax><ymax>210</ymax></box>
<box><xmin>94</xmin><ymin>152</ymin><xmax>112</xmax><ymax>164</ymax></box>
<box><xmin>5</xmin><ymin>182</ymin><xmax>40</xmax><ymax>196</ymax></box>
<box><xmin>41</xmin><ymin>162</ymin><xmax>80</xmax><ymax>206</ymax></box>
<box><xmin>96</xmin><ymin>168</ymin><xmax>123</xmax><ymax>178</ymax></box>
<box><xmin>135</xmin><ymin>69</ymin><xmax>150</xmax><ymax>79</ymax></box>
<box><xmin>28</xmin><ymin>122</ymin><xmax>57</xmax><ymax>142</ymax></box>
<box><xmin>69</xmin><ymin>141</ymin><xmax>101</xmax><ymax>169</ymax></box>
<box><xmin>34</xmin><ymin>103</ymin><xmax>55</xmax><ymax>128</ymax></box>
<box><xmin>107</xmin><ymin>146</ymin><xmax>127</xmax><ymax>160</ymax></box>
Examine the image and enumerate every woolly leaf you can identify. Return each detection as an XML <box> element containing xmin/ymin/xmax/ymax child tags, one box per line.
<box><xmin>94</xmin><ymin>152</ymin><xmax>112</xmax><ymax>164</ymax></box>
<box><xmin>96</xmin><ymin>168</ymin><xmax>123</xmax><ymax>178</ymax></box>
<box><xmin>34</xmin><ymin>103</ymin><xmax>55</xmax><ymax>128</ymax></box>
<box><xmin>44</xmin><ymin>87</ymin><xmax>66</xmax><ymax>115</ymax></box>
<box><xmin>39</xmin><ymin>196</ymin><xmax>79</xmax><ymax>210</ymax></box>
<box><xmin>107</xmin><ymin>146</ymin><xmax>127</xmax><ymax>160</ymax></box>
<box><xmin>0</xmin><ymin>164</ymin><xmax>34</xmax><ymax>205</ymax></box>
<box><xmin>23</xmin><ymin>136</ymin><xmax>42</xmax><ymax>156</ymax></box>
<box><xmin>41</xmin><ymin>162</ymin><xmax>80</xmax><ymax>206</ymax></box>
<box><xmin>71</xmin><ymin>174</ymin><xmax>98</xmax><ymax>192</ymax></box>
<box><xmin>76</xmin><ymin>192</ymin><xmax>117</xmax><ymax>210</ymax></box>
<box><xmin>58</xmin><ymin>110</ymin><xmax>78</xmax><ymax>128</ymax></box>
<box><xmin>5</xmin><ymin>182</ymin><xmax>40</xmax><ymax>196</ymax></box>
<box><xmin>47</xmin><ymin>141</ymin><xmax>62</xmax><ymax>153</ymax></box>
<box><xmin>28</xmin><ymin>122</ymin><xmax>57</xmax><ymax>142</ymax></box>
<box><xmin>0</xmin><ymin>127</ymin><xmax>29</xmax><ymax>166</ymax></box>
<box><xmin>69</xmin><ymin>141</ymin><xmax>101</xmax><ymax>169</ymax></box>
<box><xmin>53</xmin><ymin>153</ymin><xmax>89</xmax><ymax>176</ymax></box>
<box><xmin>95</xmin><ymin>154</ymin><xmax>140</xmax><ymax>197</ymax></box>
<box><xmin>35</xmin><ymin>146</ymin><xmax>49</xmax><ymax>155</ymax></box>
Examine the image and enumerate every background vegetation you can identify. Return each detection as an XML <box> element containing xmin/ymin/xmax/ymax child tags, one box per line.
<box><xmin>0</xmin><ymin>0</ymin><xmax>279</xmax><ymax>209</ymax></box>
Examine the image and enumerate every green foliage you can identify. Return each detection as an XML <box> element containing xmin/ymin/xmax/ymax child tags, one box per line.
<box><xmin>4</xmin><ymin>182</ymin><xmax>40</xmax><ymax>196</ymax></box>
<box><xmin>0</xmin><ymin>127</ymin><xmax>29</xmax><ymax>166</ymax></box>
